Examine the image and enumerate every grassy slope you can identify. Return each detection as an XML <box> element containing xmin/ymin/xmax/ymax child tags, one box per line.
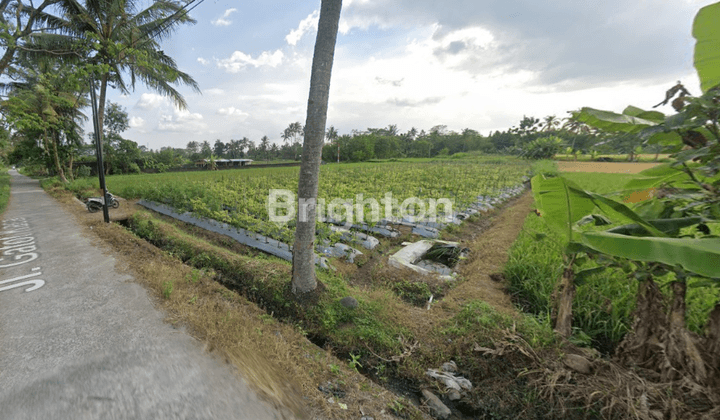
<box><xmin>0</xmin><ymin>167</ymin><xmax>10</xmax><ymax>215</ymax></box>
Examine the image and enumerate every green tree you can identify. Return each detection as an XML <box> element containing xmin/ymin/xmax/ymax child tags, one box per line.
<box><xmin>1</xmin><ymin>62</ymin><xmax>86</xmax><ymax>181</ymax></box>
<box><xmin>0</xmin><ymin>0</ymin><xmax>60</xmax><ymax>76</ymax></box>
<box><xmin>200</xmin><ymin>140</ymin><xmax>211</xmax><ymax>158</ymax></box>
<box><xmin>213</xmin><ymin>139</ymin><xmax>226</xmax><ymax>158</ymax></box>
<box><xmin>292</xmin><ymin>0</ymin><xmax>342</xmax><ymax>295</ymax></box>
<box><xmin>46</xmin><ymin>0</ymin><xmax>200</xmax><ymax>133</ymax></box>
<box><xmin>259</xmin><ymin>135</ymin><xmax>270</xmax><ymax>162</ymax></box>
<box><xmin>186</xmin><ymin>140</ymin><xmax>199</xmax><ymax>155</ymax></box>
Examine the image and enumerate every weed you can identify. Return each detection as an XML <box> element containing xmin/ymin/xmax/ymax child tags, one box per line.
<box><xmin>348</xmin><ymin>353</ymin><xmax>362</xmax><ymax>372</ymax></box>
<box><xmin>162</xmin><ymin>280</ymin><xmax>174</xmax><ymax>299</ymax></box>
<box><xmin>329</xmin><ymin>363</ymin><xmax>341</xmax><ymax>376</ymax></box>
<box><xmin>186</xmin><ymin>269</ymin><xmax>202</xmax><ymax>284</ymax></box>
<box><xmin>259</xmin><ymin>313</ymin><xmax>275</xmax><ymax>324</ymax></box>
<box><xmin>388</xmin><ymin>399</ymin><xmax>406</xmax><ymax>416</ymax></box>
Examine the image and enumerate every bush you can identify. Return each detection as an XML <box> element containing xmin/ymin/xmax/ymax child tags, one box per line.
<box><xmin>76</xmin><ymin>165</ymin><xmax>92</xmax><ymax>178</ymax></box>
<box><xmin>523</xmin><ymin>136</ymin><xmax>564</xmax><ymax>160</ymax></box>
<box><xmin>127</xmin><ymin>163</ymin><xmax>141</xmax><ymax>174</ymax></box>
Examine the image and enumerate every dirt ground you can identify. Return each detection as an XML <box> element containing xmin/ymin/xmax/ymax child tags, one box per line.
<box><xmin>556</xmin><ymin>161</ymin><xmax>663</xmax><ymax>174</ymax></box>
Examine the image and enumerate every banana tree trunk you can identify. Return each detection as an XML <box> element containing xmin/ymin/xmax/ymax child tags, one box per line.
<box><xmin>553</xmin><ymin>264</ymin><xmax>575</xmax><ymax>338</ymax></box>
<box><xmin>663</xmin><ymin>281</ymin><xmax>707</xmax><ymax>383</ymax></box>
<box><xmin>705</xmin><ymin>303</ymin><xmax>720</xmax><ymax>386</ymax></box>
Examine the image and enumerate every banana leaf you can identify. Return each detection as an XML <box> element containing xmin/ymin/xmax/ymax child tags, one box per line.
<box><xmin>577</xmin><ymin>231</ymin><xmax>720</xmax><ymax>278</ymax></box>
<box><xmin>532</xmin><ymin>175</ymin><xmax>666</xmax><ymax>241</ymax></box>
<box><xmin>606</xmin><ymin>216</ymin><xmax>707</xmax><ymax>237</ymax></box>
<box><xmin>693</xmin><ymin>1</ymin><xmax>720</xmax><ymax>93</ymax></box>
<box><xmin>573</xmin><ymin>107</ymin><xmax>658</xmax><ymax>134</ymax></box>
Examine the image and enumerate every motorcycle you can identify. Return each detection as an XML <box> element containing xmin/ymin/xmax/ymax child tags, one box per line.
<box><xmin>86</xmin><ymin>192</ymin><xmax>120</xmax><ymax>213</ymax></box>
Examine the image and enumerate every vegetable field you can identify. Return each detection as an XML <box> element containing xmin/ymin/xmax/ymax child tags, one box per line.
<box><xmin>105</xmin><ymin>158</ymin><xmax>530</xmax><ymax>243</ymax></box>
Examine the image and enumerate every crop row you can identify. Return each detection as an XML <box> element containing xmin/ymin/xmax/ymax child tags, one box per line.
<box><xmin>107</xmin><ymin>159</ymin><xmax>530</xmax><ymax>243</ymax></box>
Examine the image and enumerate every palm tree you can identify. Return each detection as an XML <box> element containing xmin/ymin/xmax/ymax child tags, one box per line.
<box><xmin>541</xmin><ymin>115</ymin><xmax>559</xmax><ymax>132</ymax></box>
<box><xmin>200</xmin><ymin>140</ymin><xmax>211</xmax><ymax>158</ymax></box>
<box><xmin>260</xmin><ymin>135</ymin><xmax>270</xmax><ymax>162</ymax></box>
<box><xmin>281</xmin><ymin>127</ymin><xmax>291</xmax><ymax>146</ymax></box>
<box><xmin>0</xmin><ymin>0</ymin><xmax>61</xmax><ymax>77</ymax></box>
<box><xmin>291</xmin><ymin>0</ymin><xmax>342</xmax><ymax>295</ymax></box>
<box><xmin>45</xmin><ymin>0</ymin><xmax>200</xmax><ymax>132</ymax></box>
<box><xmin>226</xmin><ymin>139</ymin><xmax>241</xmax><ymax>158</ymax></box>
<box><xmin>325</xmin><ymin>125</ymin><xmax>338</xmax><ymax>143</ymax></box>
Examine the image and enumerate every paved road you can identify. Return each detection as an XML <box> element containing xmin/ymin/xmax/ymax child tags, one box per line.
<box><xmin>0</xmin><ymin>171</ymin><xmax>288</xmax><ymax>420</ymax></box>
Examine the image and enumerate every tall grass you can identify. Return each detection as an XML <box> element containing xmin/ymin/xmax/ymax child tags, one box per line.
<box><xmin>0</xmin><ymin>167</ymin><xmax>10</xmax><ymax>215</ymax></box>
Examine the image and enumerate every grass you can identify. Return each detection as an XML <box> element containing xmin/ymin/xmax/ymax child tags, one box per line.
<box><xmin>127</xmin><ymin>210</ymin><xmax>414</xmax><ymax>357</ymax></box>
<box><xmin>0</xmin><ymin>167</ymin><xmax>10</xmax><ymax>215</ymax></box>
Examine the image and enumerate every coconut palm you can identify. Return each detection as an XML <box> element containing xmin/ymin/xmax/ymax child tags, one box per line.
<box><xmin>291</xmin><ymin>0</ymin><xmax>342</xmax><ymax>295</ymax></box>
<box><xmin>541</xmin><ymin>115</ymin><xmax>560</xmax><ymax>132</ymax></box>
<box><xmin>41</xmin><ymin>0</ymin><xmax>200</xmax><ymax>132</ymax></box>
<box><xmin>0</xmin><ymin>0</ymin><xmax>62</xmax><ymax>77</ymax></box>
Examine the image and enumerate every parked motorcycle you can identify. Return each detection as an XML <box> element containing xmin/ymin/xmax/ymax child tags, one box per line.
<box><xmin>86</xmin><ymin>192</ymin><xmax>120</xmax><ymax>213</ymax></box>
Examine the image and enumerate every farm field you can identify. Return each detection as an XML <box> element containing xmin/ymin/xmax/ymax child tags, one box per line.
<box><xmin>97</xmin><ymin>157</ymin><xmax>531</xmax><ymax>243</ymax></box>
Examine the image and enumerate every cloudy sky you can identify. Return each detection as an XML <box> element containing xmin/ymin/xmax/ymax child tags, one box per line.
<box><xmin>108</xmin><ymin>0</ymin><xmax>717</xmax><ymax>150</ymax></box>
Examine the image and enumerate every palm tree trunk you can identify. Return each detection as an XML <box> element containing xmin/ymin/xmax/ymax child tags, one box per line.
<box><xmin>292</xmin><ymin>0</ymin><xmax>342</xmax><ymax>295</ymax></box>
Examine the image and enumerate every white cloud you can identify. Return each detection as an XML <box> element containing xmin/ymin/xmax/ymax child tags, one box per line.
<box><xmin>197</xmin><ymin>57</ymin><xmax>209</xmax><ymax>65</ymax></box>
<box><xmin>129</xmin><ymin>116</ymin><xmax>145</xmax><ymax>128</ymax></box>
<box><xmin>286</xmin><ymin>10</ymin><xmax>319</xmax><ymax>46</ymax></box>
<box><xmin>217</xmin><ymin>107</ymin><xmax>249</xmax><ymax>118</ymax></box>
<box><xmin>135</xmin><ymin>93</ymin><xmax>167</xmax><ymax>109</ymax></box>
<box><xmin>205</xmin><ymin>88</ymin><xmax>225</xmax><ymax>95</ymax></box>
<box><xmin>157</xmin><ymin>109</ymin><xmax>207</xmax><ymax>133</ymax></box>
<box><xmin>216</xmin><ymin>49</ymin><xmax>284</xmax><ymax>73</ymax></box>
<box><xmin>212</xmin><ymin>8</ymin><xmax>237</xmax><ymax>26</ymax></box>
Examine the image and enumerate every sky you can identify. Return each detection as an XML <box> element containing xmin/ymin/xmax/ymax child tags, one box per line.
<box><xmin>106</xmin><ymin>0</ymin><xmax>718</xmax><ymax>150</ymax></box>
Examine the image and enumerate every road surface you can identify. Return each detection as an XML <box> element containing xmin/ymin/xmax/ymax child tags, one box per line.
<box><xmin>0</xmin><ymin>170</ymin><xmax>290</xmax><ymax>420</ymax></box>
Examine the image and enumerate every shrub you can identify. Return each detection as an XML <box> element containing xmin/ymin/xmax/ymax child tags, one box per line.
<box><xmin>76</xmin><ymin>165</ymin><xmax>92</xmax><ymax>178</ymax></box>
<box><xmin>523</xmin><ymin>136</ymin><xmax>564</xmax><ymax>160</ymax></box>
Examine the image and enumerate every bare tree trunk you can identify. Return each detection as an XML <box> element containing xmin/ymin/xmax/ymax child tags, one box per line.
<box><xmin>68</xmin><ymin>153</ymin><xmax>74</xmax><ymax>180</ymax></box>
<box><xmin>48</xmin><ymin>132</ymin><xmax>68</xmax><ymax>183</ymax></box>
<box><xmin>291</xmin><ymin>0</ymin><xmax>342</xmax><ymax>295</ymax></box>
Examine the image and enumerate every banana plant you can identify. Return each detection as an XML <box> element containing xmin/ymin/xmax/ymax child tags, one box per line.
<box><xmin>531</xmin><ymin>173</ymin><xmax>718</xmax><ymax>338</ymax></box>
